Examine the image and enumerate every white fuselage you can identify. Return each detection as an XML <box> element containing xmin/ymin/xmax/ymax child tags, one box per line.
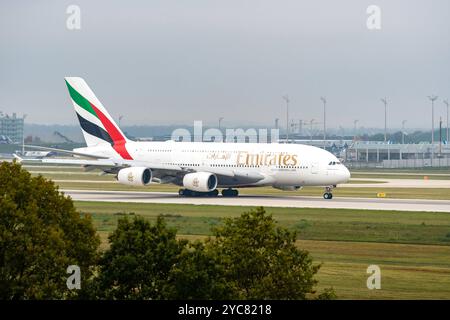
<box><xmin>78</xmin><ymin>140</ymin><xmax>351</xmax><ymax>188</ymax></box>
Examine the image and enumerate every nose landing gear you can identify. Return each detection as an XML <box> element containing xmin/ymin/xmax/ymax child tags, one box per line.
<box><xmin>323</xmin><ymin>186</ymin><xmax>333</xmax><ymax>200</ymax></box>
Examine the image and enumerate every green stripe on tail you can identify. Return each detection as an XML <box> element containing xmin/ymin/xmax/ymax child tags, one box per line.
<box><xmin>65</xmin><ymin>80</ymin><xmax>97</xmax><ymax>118</ymax></box>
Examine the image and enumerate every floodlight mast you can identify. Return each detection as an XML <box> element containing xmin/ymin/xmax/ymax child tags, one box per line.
<box><xmin>428</xmin><ymin>95</ymin><xmax>438</xmax><ymax>144</ymax></box>
<box><xmin>380</xmin><ymin>98</ymin><xmax>388</xmax><ymax>143</ymax></box>
<box><xmin>283</xmin><ymin>95</ymin><xmax>290</xmax><ymax>143</ymax></box>
<box><xmin>321</xmin><ymin>96</ymin><xmax>327</xmax><ymax>149</ymax></box>
<box><xmin>402</xmin><ymin>120</ymin><xmax>407</xmax><ymax>144</ymax></box>
<box><xmin>353</xmin><ymin>119</ymin><xmax>359</xmax><ymax>141</ymax></box>
<box><xmin>428</xmin><ymin>95</ymin><xmax>438</xmax><ymax>162</ymax></box>
<box><xmin>22</xmin><ymin>114</ymin><xmax>27</xmax><ymax>155</ymax></box>
<box><xmin>444</xmin><ymin>99</ymin><xmax>449</xmax><ymax>143</ymax></box>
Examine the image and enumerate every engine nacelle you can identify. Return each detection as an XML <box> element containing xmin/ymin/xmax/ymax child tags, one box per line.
<box><xmin>117</xmin><ymin>167</ymin><xmax>152</xmax><ymax>186</ymax></box>
<box><xmin>183</xmin><ymin>172</ymin><xmax>218</xmax><ymax>192</ymax></box>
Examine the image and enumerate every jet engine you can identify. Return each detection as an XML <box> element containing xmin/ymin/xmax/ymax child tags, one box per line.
<box><xmin>183</xmin><ymin>172</ymin><xmax>218</xmax><ymax>192</ymax></box>
<box><xmin>117</xmin><ymin>167</ymin><xmax>152</xmax><ymax>186</ymax></box>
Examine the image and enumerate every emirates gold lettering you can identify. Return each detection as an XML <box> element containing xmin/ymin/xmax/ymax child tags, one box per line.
<box><xmin>235</xmin><ymin>151</ymin><xmax>298</xmax><ymax>167</ymax></box>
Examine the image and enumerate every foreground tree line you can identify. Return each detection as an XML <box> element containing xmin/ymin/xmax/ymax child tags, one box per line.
<box><xmin>0</xmin><ymin>162</ymin><xmax>335</xmax><ymax>300</ymax></box>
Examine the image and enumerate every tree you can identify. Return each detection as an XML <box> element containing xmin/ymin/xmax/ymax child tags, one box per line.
<box><xmin>0</xmin><ymin>161</ymin><xmax>99</xmax><ymax>299</ymax></box>
<box><xmin>207</xmin><ymin>207</ymin><xmax>332</xmax><ymax>299</ymax></box>
<box><xmin>163</xmin><ymin>241</ymin><xmax>234</xmax><ymax>299</ymax></box>
<box><xmin>93</xmin><ymin>208</ymin><xmax>334</xmax><ymax>300</ymax></box>
<box><xmin>94</xmin><ymin>216</ymin><xmax>186</xmax><ymax>299</ymax></box>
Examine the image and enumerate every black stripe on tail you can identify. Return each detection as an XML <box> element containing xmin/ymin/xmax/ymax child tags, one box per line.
<box><xmin>76</xmin><ymin>113</ymin><xmax>113</xmax><ymax>144</ymax></box>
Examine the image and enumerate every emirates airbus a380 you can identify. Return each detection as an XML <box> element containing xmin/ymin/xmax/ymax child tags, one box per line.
<box><xmin>21</xmin><ymin>77</ymin><xmax>350</xmax><ymax>199</ymax></box>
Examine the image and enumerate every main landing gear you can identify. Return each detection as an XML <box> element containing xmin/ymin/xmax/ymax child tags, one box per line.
<box><xmin>178</xmin><ymin>189</ymin><xmax>219</xmax><ymax>197</ymax></box>
<box><xmin>323</xmin><ymin>186</ymin><xmax>333</xmax><ymax>200</ymax></box>
<box><xmin>221</xmin><ymin>188</ymin><xmax>239</xmax><ymax>197</ymax></box>
<box><xmin>178</xmin><ymin>188</ymin><xmax>239</xmax><ymax>197</ymax></box>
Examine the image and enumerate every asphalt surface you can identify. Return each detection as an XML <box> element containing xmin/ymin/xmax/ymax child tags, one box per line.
<box><xmin>63</xmin><ymin>189</ymin><xmax>450</xmax><ymax>212</ymax></box>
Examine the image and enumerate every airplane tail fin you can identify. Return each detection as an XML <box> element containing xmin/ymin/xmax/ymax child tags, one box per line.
<box><xmin>64</xmin><ymin>77</ymin><xmax>133</xmax><ymax>160</ymax></box>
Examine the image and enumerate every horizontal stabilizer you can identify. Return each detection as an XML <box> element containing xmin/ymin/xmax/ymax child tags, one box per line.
<box><xmin>22</xmin><ymin>145</ymin><xmax>109</xmax><ymax>159</ymax></box>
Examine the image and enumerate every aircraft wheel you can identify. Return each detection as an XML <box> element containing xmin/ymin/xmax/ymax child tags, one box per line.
<box><xmin>323</xmin><ymin>192</ymin><xmax>333</xmax><ymax>200</ymax></box>
<box><xmin>222</xmin><ymin>189</ymin><xmax>239</xmax><ymax>197</ymax></box>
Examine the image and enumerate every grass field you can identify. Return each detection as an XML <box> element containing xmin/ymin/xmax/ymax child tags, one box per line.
<box><xmin>73</xmin><ymin>201</ymin><xmax>450</xmax><ymax>299</ymax></box>
<box><xmin>75</xmin><ymin>202</ymin><xmax>450</xmax><ymax>245</ymax></box>
<box><xmin>309</xmin><ymin>243</ymin><xmax>450</xmax><ymax>299</ymax></box>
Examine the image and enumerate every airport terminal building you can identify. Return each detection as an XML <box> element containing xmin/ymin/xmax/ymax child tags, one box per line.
<box><xmin>289</xmin><ymin>139</ymin><xmax>450</xmax><ymax>168</ymax></box>
<box><xmin>0</xmin><ymin>112</ymin><xmax>24</xmax><ymax>144</ymax></box>
<box><xmin>344</xmin><ymin>141</ymin><xmax>450</xmax><ymax>169</ymax></box>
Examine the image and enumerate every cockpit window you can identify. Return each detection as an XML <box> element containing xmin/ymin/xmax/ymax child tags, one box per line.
<box><xmin>328</xmin><ymin>161</ymin><xmax>341</xmax><ymax>166</ymax></box>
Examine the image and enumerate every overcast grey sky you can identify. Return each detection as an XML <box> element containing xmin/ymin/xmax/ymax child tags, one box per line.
<box><xmin>1</xmin><ymin>0</ymin><xmax>449</xmax><ymax>129</ymax></box>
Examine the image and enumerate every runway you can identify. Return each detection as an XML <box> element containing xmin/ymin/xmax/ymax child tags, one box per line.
<box><xmin>44</xmin><ymin>177</ymin><xmax>450</xmax><ymax>188</ymax></box>
<box><xmin>344</xmin><ymin>178</ymin><xmax>450</xmax><ymax>188</ymax></box>
<box><xmin>62</xmin><ymin>189</ymin><xmax>450</xmax><ymax>212</ymax></box>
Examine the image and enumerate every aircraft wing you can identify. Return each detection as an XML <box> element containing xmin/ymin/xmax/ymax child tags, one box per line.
<box><xmin>14</xmin><ymin>153</ymin><xmax>182</xmax><ymax>173</ymax></box>
<box><xmin>14</xmin><ymin>152</ymin><xmax>265</xmax><ymax>184</ymax></box>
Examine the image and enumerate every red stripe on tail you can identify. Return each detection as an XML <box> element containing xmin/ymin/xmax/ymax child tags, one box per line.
<box><xmin>90</xmin><ymin>103</ymin><xmax>133</xmax><ymax>160</ymax></box>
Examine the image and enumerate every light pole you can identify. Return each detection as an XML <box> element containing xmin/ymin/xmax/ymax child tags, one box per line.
<box><xmin>428</xmin><ymin>95</ymin><xmax>438</xmax><ymax>164</ymax></box>
<box><xmin>320</xmin><ymin>96</ymin><xmax>327</xmax><ymax>148</ymax></box>
<box><xmin>283</xmin><ymin>95</ymin><xmax>290</xmax><ymax>143</ymax></box>
<box><xmin>22</xmin><ymin>114</ymin><xmax>27</xmax><ymax>155</ymax></box>
<box><xmin>439</xmin><ymin>117</ymin><xmax>443</xmax><ymax>156</ymax></box>
<box><xmin>444</xmin><ymin>99</ymin><xmax>449</xmax><ymax>143</ymax></box>
<box><xmin>218</xmin><ymin>117</ymin><xmax>224</xmax><ymax>142</ymax></box>
<box><xmin>428</xmin><ymin>95</ymin><xmax>438</xmax><ymax>144</ymax></box>
<box><xmin>402</xmin><ymin>120</ymin><xmax>407</xmax><ymax>144</ymax></box>
<box><xmin>353</xmin><ymin>119</ymin><xmax>359</xmax><ymax>141</ymax></box>
<box><xmin>381</xmin><ymin>98</ymin><xmax>388</xmax><ymax>143</ymax></box>
<box><xmin>118</xmin><ymin>115</ymin><xmax>123</xmax><ymax>127</ymax></box>
<box><xmin>309</xmin><ymin>119</ymin><xmax>315</xmax><ymax>141</ymax></box>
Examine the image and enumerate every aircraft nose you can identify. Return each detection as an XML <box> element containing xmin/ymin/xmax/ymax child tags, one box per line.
<box><xmin>341</xmin><ymin>166</ymin><xmax>351</xmax><ymax>182</ymax></box>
